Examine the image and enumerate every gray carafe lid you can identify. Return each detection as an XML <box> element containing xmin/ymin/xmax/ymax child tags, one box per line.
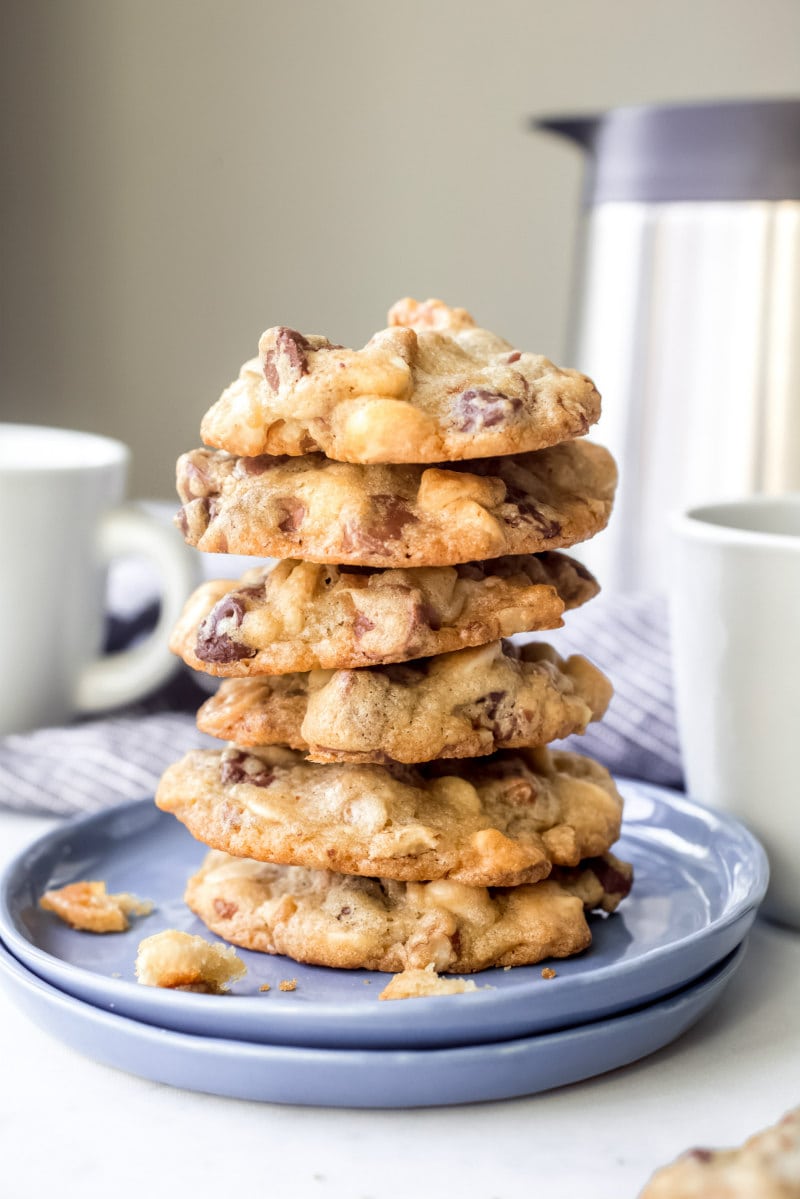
<box><xmin>532</xmin><ymin>98</ymin><xmax>800</xmax><ymax>203</ymax></box>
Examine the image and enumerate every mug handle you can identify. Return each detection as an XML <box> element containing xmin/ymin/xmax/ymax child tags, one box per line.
<box><xmin>74</xmin><ymin>505</ymin><xmax>199</xmax><ymax>713</ymax></box>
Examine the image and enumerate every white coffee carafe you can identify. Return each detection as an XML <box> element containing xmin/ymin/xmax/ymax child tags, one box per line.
<box><xmin>534</xmin><ymin>99</ymin><xmax>800</xmax><ymax>593</ymax></box>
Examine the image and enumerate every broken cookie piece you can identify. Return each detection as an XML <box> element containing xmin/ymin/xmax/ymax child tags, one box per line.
<box><xmin>379</xmin><ymin>963</ymin><xmax>483</xmax><ymax>1000</ymax></box>
<box><xmin>39</xmin><ymin>880</ymin><xmax>153</xmax><ymax>934</ymax></box>
<box><xmin>135</xmin><ymin>929</ymin><xmax>246</xmax><ymax>993</ymax></box>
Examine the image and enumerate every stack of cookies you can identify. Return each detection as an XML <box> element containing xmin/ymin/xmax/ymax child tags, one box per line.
<box><xmin>158</xmin><ymin>297</ymin><xmax>632</xmax><ymax>980</ymax></box>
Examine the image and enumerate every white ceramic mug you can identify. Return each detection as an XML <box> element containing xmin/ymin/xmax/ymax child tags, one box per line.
<box><xmin>670</xmin><ymin>494</ymin><xmax>800</xmax><ymax>927</ymax></box>
<box><xmin>0</xmin><ymin>424</ymin><xmax>198</xmax><ymax>734</ymax></box>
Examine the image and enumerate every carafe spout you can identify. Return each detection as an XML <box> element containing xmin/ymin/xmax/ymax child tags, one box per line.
<box><xmin>531</xmin><ymin>114</ymin><xmax>599</xmax><ymax>152</ymax></box>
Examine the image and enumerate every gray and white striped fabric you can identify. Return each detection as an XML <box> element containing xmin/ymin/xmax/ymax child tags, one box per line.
<box><xmin>0</xmin><ymin>587</ymin><xmax>683</xmax><ymax>818</ymax></box>
<box><xmin>542</xmin><ymin>591</ymin><xmax>682</xmax><ymax>788</ymax></box>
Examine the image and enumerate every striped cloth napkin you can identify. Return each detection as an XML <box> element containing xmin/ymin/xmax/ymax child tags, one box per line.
<box><xmin>0</xmin><ymin>580</ymin><xmax>683</xmax><ymax>817</ymax></box>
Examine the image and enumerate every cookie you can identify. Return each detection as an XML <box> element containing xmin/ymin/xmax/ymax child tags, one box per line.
<box><xmin>175</xmin><ymin>438</ymin><xmax>617</xmax><ymax>565</ymax></box>
<box><xmin>155</xmin><ymin>746</ymin><xmax>624</xmax><ymax>887</ymax></box>
<box><xmin>196</xmin><ymin>640</ymin><xmax>613</xmax><ymax>764</ymax></box>
<box><xmin>639</xmin><ymin>1107</ymin><xmax>800</xmax><ymax>1198</ymax></box>
<box><xmin>199</xmin><ymin>298</ymin><xmax>600</xmax><ymax>464</ymax></box>
<box><xmin>135</xmin><ymin>929</ymin><xmax>246</xmax><ymax>993</ymax></box>
<box><xmin>170</xmin><ymin>552</ymin><xmax>599</xmax><ymax>677</ymax></box>
<box><xmin>184</xmin><ymin>849</ymin><xmax>632</xmax><ymax>973</ymax></box>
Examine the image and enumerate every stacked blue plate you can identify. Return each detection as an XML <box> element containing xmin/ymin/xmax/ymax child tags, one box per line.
<box><xmin>0</xmin><ymin>779</ymin><xmax>768</xmax><ymax>1107</ymax></box>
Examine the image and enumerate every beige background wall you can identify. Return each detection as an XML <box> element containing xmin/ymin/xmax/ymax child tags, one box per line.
<box><xmin>3</xmin><ymin>0</ymin><xmax>800</xmax><ymax>496</ymax></box>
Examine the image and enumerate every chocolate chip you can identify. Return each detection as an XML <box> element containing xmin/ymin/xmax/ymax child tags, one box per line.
<box><xmin>412</xmin><ymin>601</ymin><xmax>442</xmax><ymax>632</ymax></box>
<box><xmin>474</xmin><ymin>689</ymin><xmax>517</xmax><ymax>741</ymax></box>
<box><xmin>336</xmin><ymin>906</ymin><xmax>352</xmax><ymax>921</ymax></box>
<box><xmin>277</xmin><ymin>498</ymin><xmax>306</xmax><ymax>534</ymax></box>
<box><xmin>506</xmin><ymin>351</ymin><xmax>522</xmax><ymax>363</ymax></box>
<box><xmin>278</xmin><ymin>327</ymin><xmax>311</xmax><ymax>370</ymax></box>
<box><xmin>373</xmin><ymin>495</ymin><xmax>419</xmax><ymax>541</ymax></box>
<box><xmin>454</xmin><ymin>388</ymin><xmax>523</xmax><ymax>432</ymax></box>
<box><xmin>263</xmin><ymin>327</ymin><xmax>312</xmax><ymax>389</ymax></box>
<box><xmin>503</xmin><ymin>488</ymin><xmax>562</xmax><ymax>539</ymax></box>
<box><xmin>195</xmin><ymin>595</ymin><xmax>257</xmax><ymax>664</ymax></box>
<box><xmin>219</xmin><ymin>596</ymin><xmax>246</xmax><ymax>627</ymax></box>
<box><xmin>263</xmin><ymin>353</ymin><xmax>280</xmax><ymax>390</ymax></box>
<box><xmin>213</xmin><ymin>898</ymin><xmax>238</xmax><ymax>919</ymax></box>
<box><xmin>220</xmin><ymin>751</ymin><xmax>275</xmax><ymax>788</ymax></box>
<box><xmin>688</xmin><ymin>1149</ymin><xmax>714</xmax><ymax>1163</ymax></box>
<box><xmin>353</xmin><ymin>612</ymin><xmax>376</xmax><ymax>638</ymax></box>
<box><xmin>342</xmin><ymin>495</ymin><xmax>419</xmax><ymax>556</ymax></box>
<box><xmin>585</xmin><ymin>858</ymin><xmax>633</xmax><ymax>898</ymax></box>
<box><xmin>239</xmin><ymin>454</ymin><xmax>286</xmax><ymax>475</ymax></box>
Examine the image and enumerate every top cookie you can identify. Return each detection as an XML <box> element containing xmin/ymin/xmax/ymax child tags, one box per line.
<box><xmin>199</xmin><ymin>298</ymin><xmax>601</xmax><ymax>465</ymax></box>
<box><xmin>175</xmin><ymin>438</ymin><xmax>616</xmax><ymax>565</ymax></box>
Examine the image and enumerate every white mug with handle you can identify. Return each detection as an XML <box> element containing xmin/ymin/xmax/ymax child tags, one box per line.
<box><xmin>670</xmin><ymin>494</ymin><xmax>800</xmax><ymax>928</ymax></box>
<box><xmin>0</xmin><ymin>424</ymin><xmax>198</xmax><ymax>735</ymax></box>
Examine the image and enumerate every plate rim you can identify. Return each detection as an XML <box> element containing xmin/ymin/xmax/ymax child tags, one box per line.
<box><xmin>0</xmin><ymin>931</ymin><xmax>747</xmax><ymax>1060</ymax></box>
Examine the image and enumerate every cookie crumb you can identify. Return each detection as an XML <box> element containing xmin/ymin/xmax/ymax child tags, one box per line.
<box><xmin>380</xmin><ymin>963</ymin><xmax>488</xmax><ymax>1001</ymax></box>
<box><xmin>111</xmin><ymin>971</ymin><xmax>122</xmax><ymax>979</ymax></box>
<box><xmin>40</xmin><ymin>880</ymin><xmax>153</xmax><ymax>934</ymax></box>
<box><xmin>259</xmin><ymin>983</ymin><xmax>271</xmax><ymax>992</ymax></box>
<box><xmin>279</xmin><ymin>978</ymin><xmax>297</xmax><ymax>992</ymax></box>
<box><xmin>541</xmin><ymin>967</ymin><xmax>557</xmax><ymax>979</ymax></box>
<box><xmin>135</xmin><ymin>930</ymin><xmax>246</xmax><ymax>993</ymax></box>
<box><xmin>503</xmin><ymin>965</ymin><xmax>512</xmax><ymax>972</ymax></box>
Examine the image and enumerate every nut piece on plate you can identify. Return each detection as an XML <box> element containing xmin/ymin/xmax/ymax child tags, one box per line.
<box><xmin>135</xmin><ymin>929</ymin><xmax>247</xmax><ymax>994</ymax></box>
<box><xmin>639</xmin><ymin>1106</ymin><xmax>800</xmax><ymax>1198</ymax></box>
<box><xmin>379</xmin><ymin>963</ymin><xmax>484</xmax><ymax>1001</ymax></box>
<box><xmin>39</xmin><ymin>880</ymin><xmax>153</xmax><ymax>933</ymax></box>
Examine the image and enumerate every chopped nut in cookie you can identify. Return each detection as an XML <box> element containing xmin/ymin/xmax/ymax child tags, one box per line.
<box><xmin>39</xmin><ymin>880</ymin><xmax>153</xmax><ymax>934</ymax></box>
<box><xmin>135</xmin><ymin>929</ymin><xmax>246</xmax><ymax>993</ymax></box>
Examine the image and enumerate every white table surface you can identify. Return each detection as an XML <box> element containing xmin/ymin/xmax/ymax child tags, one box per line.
<box><xmin>1</xmin><ymin>806</ymin><xmax>798</xmax><ymax>1199</ymax></box>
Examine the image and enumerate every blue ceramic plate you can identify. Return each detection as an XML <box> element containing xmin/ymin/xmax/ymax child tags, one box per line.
<box><xmin>0</xmin><ymin>781</ymin><xmax>767</xmax><ymax>1049</ymax></box>
<box><xmin>0</xmin><ymin>935</ymin><xmax>746</xmax><ymax>1107</ymax></box>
